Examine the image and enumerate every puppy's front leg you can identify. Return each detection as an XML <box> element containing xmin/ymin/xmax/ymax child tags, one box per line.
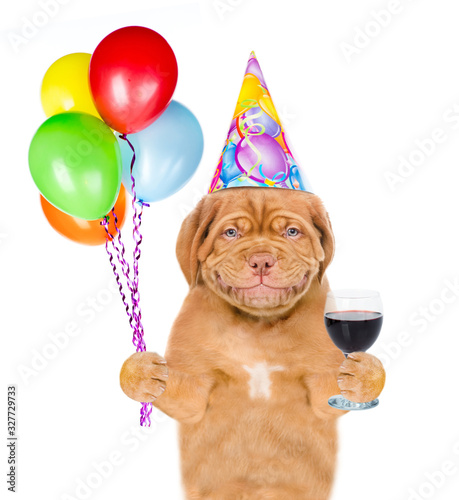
<box><xmin>307</xmin><ymin>369</ymin><xmax>348</xmax><ymax>420</ymax></box>
<box><xmin>120</xmin><ymin>351</ymin><xmax>213</xmax><ymax>424</ymax></box>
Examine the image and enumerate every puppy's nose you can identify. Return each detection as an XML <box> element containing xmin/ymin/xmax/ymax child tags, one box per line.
<box><xmin>248</xmin><ymin>253</ymin><xmax>277</xmax><ymax>274</ymax></box>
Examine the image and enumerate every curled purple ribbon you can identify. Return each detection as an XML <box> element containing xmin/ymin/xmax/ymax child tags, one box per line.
<box><xmin>100</xmin><ymin>134</ymin><xmax>152</xmax><ymax>427</ymax></box>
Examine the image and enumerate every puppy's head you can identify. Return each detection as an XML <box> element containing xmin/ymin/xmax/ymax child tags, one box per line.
<box><xmin>176</xmin><ymin>187</ymin><xmax>334</xmax><ymax>317</ymax></box>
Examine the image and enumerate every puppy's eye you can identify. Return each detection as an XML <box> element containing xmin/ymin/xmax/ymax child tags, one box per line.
<box><xmin>225</xmin><ymin>228</ymin><xmax>238</xmax><ymax>238</ymax></box>
<box><xmin>287</xmin><ymin>228</ymin><xmax>300</xmax><ymax>237</ymax></box>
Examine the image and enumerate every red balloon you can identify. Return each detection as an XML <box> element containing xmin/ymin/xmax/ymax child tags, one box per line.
<box><xmin>89</xmin><ymin>26</ymin><xmax>178</xmax><ymax>134</ymax></box>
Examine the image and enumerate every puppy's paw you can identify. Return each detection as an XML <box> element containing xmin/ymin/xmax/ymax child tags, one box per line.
<box><xmin>120</xmin><ymin>351</ymin><xmax>168</xmax><ymax>403</ymax></box>
<box><xmin>337</xmin><ymin>352</ymin><xmax>385</xmax><ymax>403</ymax></box>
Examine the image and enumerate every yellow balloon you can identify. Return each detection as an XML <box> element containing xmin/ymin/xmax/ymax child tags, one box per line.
<box><xmin>41</xmin><ymin>53</ymin><xmax>101</xmax><ymax>118</ymax></box>
<box><xmin>233</xmin><ymin>74</ymin><xmax>266</xmax><ymax>118</ymax></box>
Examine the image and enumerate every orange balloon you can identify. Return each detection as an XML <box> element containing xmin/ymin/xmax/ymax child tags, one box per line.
<box><xmin>258</xmin><ymin>94</ymin><xmax>281</xmax><ymax>124</ymax></box>
<box><xmin>40</xmin><ymin>185</ymin><xmax>127</xmax><ymax>246</ymax></box>
<box><xmin>275</xmin><ymin>133</ymin><xmax>290</xmax><ymax>155</ymax></box>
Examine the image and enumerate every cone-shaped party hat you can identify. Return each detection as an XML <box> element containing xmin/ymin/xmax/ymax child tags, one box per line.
<box><xmin>209</xmin><ymin>52</ymin><xmax>313</xmax><ymax>194</ymax></box>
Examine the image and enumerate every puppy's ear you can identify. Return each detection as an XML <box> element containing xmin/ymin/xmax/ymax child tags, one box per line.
<box><xmin>176</xmin><ymin>196</ymin><xmax>221</xmax><ymax>287</ymax></box>
<box><xmin>309</xmin><ymin>196</ymin><xmax>335</xmax><ymax>284</ymax></box>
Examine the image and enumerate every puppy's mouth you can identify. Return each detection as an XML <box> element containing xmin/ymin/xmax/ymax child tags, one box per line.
<box><xmin>216</xmin><ymin>273</ymin><xmax>309</xmax><ymax>305</ymax></box>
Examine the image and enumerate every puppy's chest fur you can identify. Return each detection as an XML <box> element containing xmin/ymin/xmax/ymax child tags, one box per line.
<box><xmin>242</xmin><ymin>361</ymin><xmax>285</xmax><ymax>400</ymax></box>
<box><xmin>210</xmin><ymin>324</ymin><xmax>315</xmax><ymax>405</ymax></box>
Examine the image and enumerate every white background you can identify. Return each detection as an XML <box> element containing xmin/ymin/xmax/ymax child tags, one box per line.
<box><xmin>2</xmin><ymin>1</ymin><xmax>459</xmax><ymax>499</ymax></box>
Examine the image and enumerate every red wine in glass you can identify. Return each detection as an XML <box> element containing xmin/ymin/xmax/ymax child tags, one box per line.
<box><xmin>324</xmin><ymin>310</ymin><xmax>383</xmax><ymax>355</ymax></box>
<box><xmin>324</xmin><ymin>290</ymin><xmax>383</xmax><ymax>410</ymax></box>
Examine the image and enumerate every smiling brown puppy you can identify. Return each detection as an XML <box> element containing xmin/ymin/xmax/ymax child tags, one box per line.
<box><xmin>120</xmin><ymin>187</ymin><xmax>386</xmax><ymax>500</ymax></box>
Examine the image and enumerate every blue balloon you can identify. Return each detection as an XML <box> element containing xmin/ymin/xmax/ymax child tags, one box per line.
<box><xmin>220</xmin><ymin>142</ymin><xmax>242</xmax><ymax>186</ymax></box>
<box><xmin>118</xmin><ymin>101</ymin><xmax>204</xmax><ymax>202</ymax></box>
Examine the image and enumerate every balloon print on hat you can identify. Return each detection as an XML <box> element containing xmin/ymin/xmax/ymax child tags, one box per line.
<box><xmin>235</xmin><ymin>134</ymin><xmax>289</xmax><ymax>185</ymax></box>
<box><xmin>239</xmin><ymin>106</ymin><xmax>281</xmax><ymax>138</ymax></box>
<box><xmin>209</xmin><ymin>52</ymin><xmax>312</xmax><ymax>194</ymax></box>
<box><xmin>219</xmin><ymin>142</ymin><xmax>242</xmax><ymax>186</ymax></box>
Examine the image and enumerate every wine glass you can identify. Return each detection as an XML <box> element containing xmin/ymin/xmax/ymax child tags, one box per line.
<box><xmin>324</xmin><ymin>289</ymin><xmax>383</xmax><ymax>411</ymax></box>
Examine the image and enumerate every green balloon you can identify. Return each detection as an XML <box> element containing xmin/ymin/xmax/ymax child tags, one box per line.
<box><xmin>29</xmin><ymin>112</ymin><xmax>122</xmax><ymax>220</ymax></box>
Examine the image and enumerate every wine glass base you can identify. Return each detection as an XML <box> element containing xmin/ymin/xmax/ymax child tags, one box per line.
<box><xmin>328</xmin><ymin>395</ymin><xmax>379</xmax><ymax>411</ymax></box>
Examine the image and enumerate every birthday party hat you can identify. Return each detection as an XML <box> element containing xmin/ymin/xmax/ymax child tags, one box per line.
<box><xmin>209</xmin><ymin>52</ymin><xmax>313</xmax><ymax>194</ymax></box>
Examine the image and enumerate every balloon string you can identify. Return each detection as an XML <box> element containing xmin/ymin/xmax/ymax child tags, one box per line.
<box><xmin>239</xmin><ymin>108</ymin><xmax>264</xmax><ymax>133</ymax></box>
<box><xmin>110</xmin><ymin>208</ymin><xmax>138</xmax><ymax>333</ymax></box>
<box><xmin>101</xmin><ymin>218</ymin><xmax>133</xmax><ymax>326</ymax></box>
<box><xmin>119</xmin><ymin>133</ymin><xmax>152</xmax><ymax>427</ymax></box>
